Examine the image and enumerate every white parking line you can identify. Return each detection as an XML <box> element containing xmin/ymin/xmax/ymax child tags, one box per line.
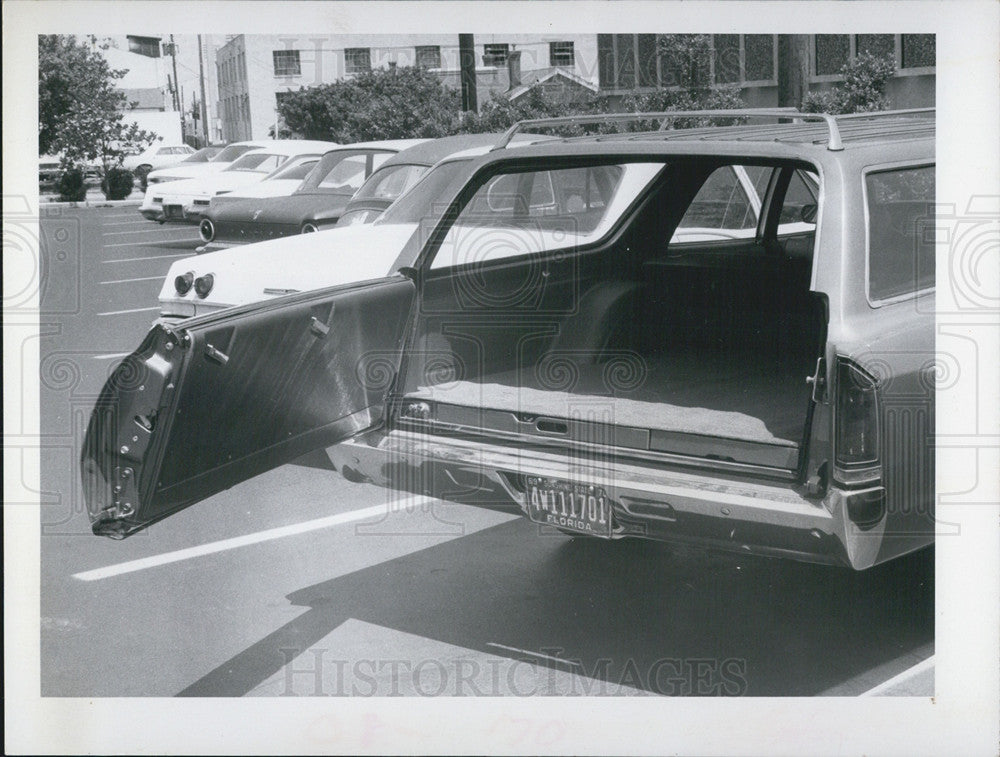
<box><xmin>101</xmin><ymin>220</ymin><xmax>155</xmax><ymax>227</ymax></box>
<box><xmin>104</xmin><ymin>239</ymin><xmax>199</xmax><ymax>248</ymax></box>
<box><xmin>102</xmin><ymin>227</ymin><xmax>198</xmax><ymax>237</ymax></box>
<box><xmin>485</xmin><ymin>643</ymin><xmax>582</xmax><ymax>667</ymax></box>
<box><xmin>102</xmin><ymin>253</ymin><xmax>190</xmax><ymax>263</ymax></box>
<box><xmin>99</xmin><ymin>275</ymin><xmax>165</xmax><ymax>285</ymax></box>
<box><xmin>860</xmin><ymin>656</ymin><xmax>935</xmax><ymax>696</ymax></box>
<box><xmin>91</xmin><ymin>352</ymin><xmax>132</xmax><ymax>360</ymax></box>
<box><xmin>96</xmin><ymin>306</ymin><xmax>161</xmax><ymax>317</ymax></box>
<box><xmin>72</xmin><ymin>497</ymin><xmax>432</xmax><ymax>581</ymax></box>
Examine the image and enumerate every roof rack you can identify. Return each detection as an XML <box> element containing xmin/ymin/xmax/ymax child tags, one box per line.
<box><xmin>492</xmin><ymin>107</ymin><xmax>935</xmax><ymax>153</ymax></box>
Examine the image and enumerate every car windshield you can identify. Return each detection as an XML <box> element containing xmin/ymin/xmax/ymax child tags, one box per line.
<box><xmin>375</xmin><ymin>160</ymin><xmax>469</xmax><ymax>225</ymax></box>
<box><xmin>224</xmin><ymin>152</ymin><xmax>287</xmax><ymax>173</ymax></box>
<box><xmin>351</xmin><ymin>163</ymin><xmax>429</xmax><ymax>202</ymax></box>
<box><xmin>263</xmin><ymin>156</ymin><xmax>321</xmax><ymax>181</ymax></box>
<box><xmin>429</xmin><ymin>162</ymin><xmax>664</xmax><ymax>269</ymax></box>
<box><xmin>210</xmin><ymin>144</ymin><xmax>259</xmax><ymax>163</ymax></box>
<box><xmin>182</xmin><ymin>147</ymin><xmax>224</xmax><ymax>164</ymax></box>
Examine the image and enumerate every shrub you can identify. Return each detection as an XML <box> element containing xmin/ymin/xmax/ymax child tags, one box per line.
<box><xmin>56</xmin><ymin>168</ymin><xmax>87</xmax><ymax>202</ymax></box>
<box><xmin>802</xmin><ymin>52</ymin><xmax>896</xmax><ymax>114</ymax></box>
<box><xmin>621</xmin><ymin>86</ymin><xmax>745</xmax><ymax>130</ymax></box>
<box><xmin>101</xmin><ymin>167</ymin><xmax>134</xmax><ymax>200</ymax></box>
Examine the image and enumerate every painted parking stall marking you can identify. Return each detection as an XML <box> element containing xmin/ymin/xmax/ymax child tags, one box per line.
<box><xmin>73</xmin><ymin>496</ymin><xmax>433</xmax><ymax>581</ymax></box>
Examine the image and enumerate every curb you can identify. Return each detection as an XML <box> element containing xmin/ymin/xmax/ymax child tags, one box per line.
<box><xmin>41</xmin><ymin>198</ymin><xmax>144</xmax><ymax>208</ymax></box>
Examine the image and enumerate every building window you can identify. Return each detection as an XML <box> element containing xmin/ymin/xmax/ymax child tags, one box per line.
<box><xmin>415</xmin><ymin>45</ymin><xmax>441</xmax><ymax>69</ymax></box>
<box><xmin>482</xmin><ymin>43</ymin><xmax>510</xmax><ymax>67</ymax></box>
<box><xmin>855</xmin><ymin>34</ymin><xmax>895</xmax><ymax>59</ymax></box>
<box><xmin>345</xmin><ymin>47</ymin><xmax>371</xmax><ymax>74</ymax></box>
<box><xmin>636</xmin><ymin>34</ymin><xmax>658</xmax><ymax>87</ymax></box>
<box><xmin>273</xmin><ymin>50</ymin><xmax>301</xmax><ymax>77</ymax></box>
<box><xmin>549</xmin><ymin>41</ymin><xmax>575</xmax><ymax>67</ymax></box>
<box><xmin>901</xmin><ymin>34</ymin><xmax>935</xmax><ymax>68</ymax></box>
<box><xmin>713</xmin><ymin>34</ymin><xmax>741</xmax><ymax>84</ymax></box>
<box><xmin>814</xmin><ymin>34</ymin><xmax>851</xmax><ymax>76</ymax></box>
<box><xmin>127</xmin><ymin>35</ymin><xmax>161</xmax><ymax>58</ymax></box>
<box><xmin>743</xmin><ymin>35</ymin><xmax>774</xmax><ymax>82</ymax></box>
<box><xmin>275</xmin><ymin>91</ymin><xmax>294</xmax><ymax>109</ymax></box>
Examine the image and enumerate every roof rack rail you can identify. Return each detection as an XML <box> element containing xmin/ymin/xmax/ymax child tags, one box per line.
<box><xmin>492</xmin><ymin>107</ymin><xmax>935</xmax><ymax>153</ymax></box>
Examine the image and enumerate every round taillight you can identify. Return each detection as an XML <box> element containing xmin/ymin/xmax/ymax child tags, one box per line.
<box><xmin>301</xmin><ymin>222</ymin><xmax>319</xmax><ymax>234</ymax></box>
<box><xmin>174</xmin><ymin>271</ymin><xmax>195</xmax><ymax>295</ymax></box>
<box><xmin>199</xmin><ymin>218</ymin><xmax>215</xmax><ymax>242</ymax></box>
<box><xmin>194</xmin><ymin>273</ymin><xmax>215</xmax><ymax>298</ymax></box>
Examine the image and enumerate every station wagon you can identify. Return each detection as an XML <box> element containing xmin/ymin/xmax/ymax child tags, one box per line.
<box><xmin>82</xmin><ymin>109</ymin><xmax>935</xmax><ymax>570</ymax></box>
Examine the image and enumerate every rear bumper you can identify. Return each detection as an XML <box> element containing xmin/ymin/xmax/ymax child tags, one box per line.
<box><xmin>327</xmin><ymin>429</ymin><xmax>894</xmax><ymax>569</ymax></box>
<box><xmin>139</xmin><ymin>207</ymin><xmax>165</xmax><ymax>222</ymax></box>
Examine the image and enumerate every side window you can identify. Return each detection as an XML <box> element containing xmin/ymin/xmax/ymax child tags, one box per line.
<box><xmin>430</xmin><ymin>162</ymin><xmax>664</xmax><ymax>269</ymax></box>
<box><xmin>674</xmin><ymin>165</ymin><xmax>757</xmax><ymax>240</ymax></box>
<box><xmin>866</xmin><ymin>165</ymin><xmax>935</xmax><ymax>301</ymax></box>
<box><xmin>777</xmin><ymin>169</ymin><xmax>818</xmax><ymax>226</ymax></box>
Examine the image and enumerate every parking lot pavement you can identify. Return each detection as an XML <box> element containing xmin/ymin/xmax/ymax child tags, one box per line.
<box><xmin>36</xmin><ymin>207</ymin><xmax>935</xmax><ymax>698</ymax></box>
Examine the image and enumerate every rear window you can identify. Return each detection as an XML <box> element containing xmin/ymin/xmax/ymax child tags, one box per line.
<box><xmin>866</xmin><ymin>165</ymin><xmax>935</xmax><ymax>302</ymax></box>
<box><xmin>317</xmin><ymin>154</ymin><xmax>370</xmax><ymax>192</ymax></box>
<box><xmin>354</xmin><ymin>164</ymin><xmax>429</xmax><ymax>202</ymax></box>
<box><xmin>211</xmin><ymin>144</ymin><xmax>258</xmax><ymax>163</ymax></box>
<box><xmin>226</xmin><ymin>153</ymin><xmax>286</xmax><ymax>173</ymax></box>
<box><xmin>268</xmin><ymin>158</ymin><xmax>319</xmax><ymax>181</ymax></box>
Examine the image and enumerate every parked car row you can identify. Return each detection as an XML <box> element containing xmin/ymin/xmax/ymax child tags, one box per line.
<box><xmin>86</xmin><ymin>110</ymin><xmax>936</xmax><ymax>575</ymax></box>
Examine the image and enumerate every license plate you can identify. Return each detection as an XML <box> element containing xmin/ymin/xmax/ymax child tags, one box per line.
<box><xmin>164</xmin><ymin>205</ymin><xmax>183</xmax><ymax>219</ymax></box>
<box><xmin>525</xmin><ymin>476</ymin><xmax>614</xmax><ymax>538</ymax></box>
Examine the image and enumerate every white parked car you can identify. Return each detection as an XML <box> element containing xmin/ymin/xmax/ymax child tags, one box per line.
<box><xmin>139</xmin><ymin>140</ymin><xmax>338</xmax><ymax>224</ymax></box>
<box><xmin>122</xmin><ymin>143</ymin><xmax>196</xmax><ymax>173</ymax></box>
<box><xmin>158</xmin><ymin>138</ymin><xmax>552</xmax><ymax>318</ymax></box>
<box><xmin>206</xmin><ymin>139</ymin><xmax>426</xmax><ymax>207</ymax></box>
<box><xmin>144</xmin><ymin>140</ymin><xmax>286</xmax><ymax>187</ymax></box>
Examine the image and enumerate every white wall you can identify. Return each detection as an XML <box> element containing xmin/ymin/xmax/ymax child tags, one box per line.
<box><xmin>127</xmin><ymin>111</ymin><xmax>183</xmax><ymax>143</ymax></box>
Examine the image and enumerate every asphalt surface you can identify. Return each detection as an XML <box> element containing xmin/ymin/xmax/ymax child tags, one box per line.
<box><xmin>37</xmin><ymin>206</ymin><xmax>934</xmax><ymax>698</ymax></box>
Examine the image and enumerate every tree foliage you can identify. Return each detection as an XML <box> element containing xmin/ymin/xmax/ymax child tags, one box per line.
<box><xmin>456</xmin><ymin>87</ymin><xmax>608</xmax><ymax>136</ymax></box>
<box><xmin>278</xmin><ymin>38</ymin><xmax>746</xmax><ymax>143</ymax></box>
<box><xmin>278</xmin><ymin>66</ymin><xmax>460</xmax><ymax>142</ymax></box>
<box><xmin>802</xmin><ymin>52</ymin><xmax>897</xmax><ymax>114</ymax></box>
<box><xmin>38</xmin><ymin>34</ymin><xmax>156</xmax><ymax>184</ymax></box>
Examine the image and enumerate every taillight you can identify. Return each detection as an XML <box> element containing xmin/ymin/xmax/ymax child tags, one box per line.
<box><xmin>199</xmin><ymin>218</ymin><xmax>215</xmax><ymax>242</ymax></box>
<box><xmin>835</xmin><ymin>360</ymin><xmax>879</xmax><ymax>469</ymax></box>
<box><xmin>194</xmin><ymin>273</ymin><xmax>214</xmax><ymax>298</ymax></box>
<box><xmin>174</xmin><ymin>271</ymin><xmax>195</xmax><ymax>295</ymax></box>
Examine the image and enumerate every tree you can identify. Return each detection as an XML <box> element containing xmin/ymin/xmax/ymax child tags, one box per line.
<box><xmin>456</xmin><ymin>86</ymin><xmax>607</xmax><ymax>135</ymax></box>
<box><xmin>278</xmin><ymin>66</ymin><xmax>460</xmax><ymax>142</ymax></box>
<box><xmin>38</xmin><ymin>35</ymin><xmax>156</xmax><ymax>176</ymax></box>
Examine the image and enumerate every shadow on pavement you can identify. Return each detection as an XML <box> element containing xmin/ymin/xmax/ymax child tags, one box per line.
<box><xmin>178</xmin><ymin>519</ymin><xmax>933</xmax><ymax>697</ymax></box>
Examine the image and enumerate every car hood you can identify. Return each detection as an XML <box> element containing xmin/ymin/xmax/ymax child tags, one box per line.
<box><xmin>208</xmin><ymin>191</ymin><xmax>355</xmax><ymax>225</ymax></box>
<box><xmin>159</xmin><ymin>222</ymin><xmax>419</xmax><ymax>309</ymax></box>
<box><xmin>148</xmin><ymin>162</ymin><xmax>231</xmax><ymax>182</ymax></box>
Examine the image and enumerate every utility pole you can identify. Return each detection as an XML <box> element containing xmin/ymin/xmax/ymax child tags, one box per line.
<box><xmin>169</xmin><ymin>34</ymin><xmax>187</xmax><ymax>139</ymax></box>
<box><xmin>197</xmin><ymin>34</ymin><xmax>210</xmax><ymax>144</ymax></box>
<box><xmin>778</xmin><ymin>35</ymin><xmax>811</xmax><ymax>108</ymax></box>
<box><xmin>459</xmin><ymin>34</ymin><xmax>478</xmax><ymax>113</ymax></box>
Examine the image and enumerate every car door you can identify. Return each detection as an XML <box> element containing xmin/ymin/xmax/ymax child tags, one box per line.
<box><xmin>82</xmin><ymin>275</ymin><xmax>416</xmax><ymax>538</ymax></box>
